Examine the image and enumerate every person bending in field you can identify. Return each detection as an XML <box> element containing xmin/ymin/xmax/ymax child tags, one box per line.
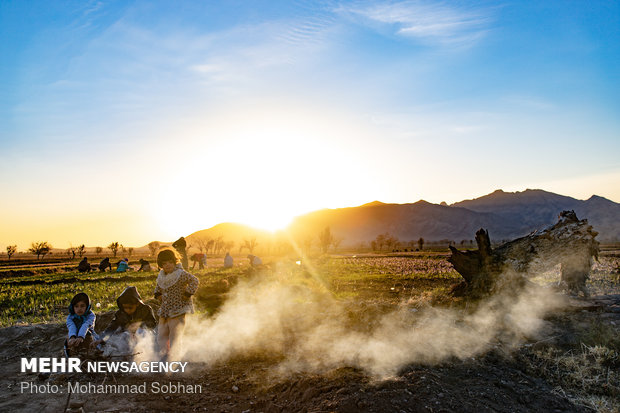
<box><xmin>116</xmin><ymin>258</ymin><xmax>131</xmax><ymax>272</ymax></box>
<box><xmin>99</xmin><ymin>257</ymin><xmax>112</xmax><ymax>272</ymax></box>
<box><xmin>138</xmin><ymin>258</ymin><xmax>152</xmax><ymax>271</ymax></box>
<box><xmin>247</xmin><ymin>254</ymin><xmax>262</xmax><ymax>267</ymax></box>
<box><xmin>78</xmin><ymin>257</ymin><xmax>91</xmax><ymax>273</ymax></box>
<box><xmin>190</xmin><ymin>253</ymin><xmax>207</xmax><ymax>270</ymax></box>
<box><xmin>154</xmin><ymin>248</ymin><xmax>199</xmax><ymax>361</ymax></box>
<box><xmin>64</xmin><ymin>292</ymin><xmax>101</xmax><ymax>357</ymax></box>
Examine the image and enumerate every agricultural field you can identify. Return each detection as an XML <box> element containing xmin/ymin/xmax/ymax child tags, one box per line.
<box><xmin>0</xmin><ymin>251</ymin><xmax>619</xmax><ymax>412</ymax></box>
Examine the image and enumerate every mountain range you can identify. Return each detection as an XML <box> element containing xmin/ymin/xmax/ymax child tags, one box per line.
<box><xmin>186</xmin><ymin>189</ymin><xmax>620</xmax><ymax>248</ymax></box>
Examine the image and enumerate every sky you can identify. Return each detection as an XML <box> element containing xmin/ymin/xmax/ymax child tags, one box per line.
<box><xmin>1</xmin><ymin>0</ymin><xmax>619</xmax><ymax>250</ymax></box>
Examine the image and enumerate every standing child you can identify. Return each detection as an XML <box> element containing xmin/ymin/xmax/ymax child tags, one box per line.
<box><xmin>154</xmin><ymin>248</ymin><xmax>199</xmax><ymax>361</ymax></box>
<box><xmin>65</xmin><ymin>292</ymin><xmax>100</xmax><ymax>357</ymax></box>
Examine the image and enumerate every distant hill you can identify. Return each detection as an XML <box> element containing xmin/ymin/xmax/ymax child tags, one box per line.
<box><xmin>173</xmin><ymin>189</ymin><xmax>620</xmax><ymax>251</ymax></box>
<box><xmin>452</xmin><ymin>189</ymin><xmax>620</xmax><ymax>242</ymax></box>
<box><xmin>286</xmin><ymin>200</ymin><xmax>515</xmax><ymax>246</ymax></box>
<box><xmin>286</xmin><ymin>189</ymin><xmax>620</xmax><ymax>246</ymax></box>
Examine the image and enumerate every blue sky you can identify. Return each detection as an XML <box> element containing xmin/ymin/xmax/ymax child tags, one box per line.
<box><xmin>1</xmin><ymin>0</ymin><xmax>619</xmax><ymax>248</ymax></box>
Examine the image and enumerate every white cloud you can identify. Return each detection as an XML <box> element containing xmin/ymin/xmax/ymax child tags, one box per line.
<box><xmin>336</xmin><ymin>0</ymin><xmax>493</xmax><ymax>46</ymax></box>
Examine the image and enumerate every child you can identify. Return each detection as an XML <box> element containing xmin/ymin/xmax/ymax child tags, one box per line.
<box><xmin>97</xmin><ymin>286</ymin><xmax>157</xmax><ymax>357</ymax></box>
<box><xmin>116</xmin><ymin>258</ymin><xmax>130</xmax><ymax>272</ymax></box>
<box><xmin>65</xmin><ymin>292</ymin><xmax>100</xmax><ymax>357</ymax></box>
<box><xmin>154</xmin><ymin>248</ymin><xmax>199</xmax><ymax>361</ymax></box>
<box><xmin>103</xmin><ymin>286</ymin><xmax>157</xmax><ymax>336</ymax></box>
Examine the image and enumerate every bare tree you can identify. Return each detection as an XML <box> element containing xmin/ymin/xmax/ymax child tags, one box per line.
<box><xmin>318</xmin><ymin>227</ymin><xmax>334</xmax><ymax>254</ymax></box>
<box><xmin>6</xmin><ymin>245</ymin><xmax>17</xmax><ymax>260</ymax></box>
<box><xmin>418</xmin><ymin>237</ymin><xmax>425</xmax><ymax>251</ymax></box>
<box><xmin>128</xmin><ymin>247</ymin><xmax>134</xmax><ymax>258</ymax></box>
<box><xmin>66</xmin><ymin>244</ymin><xmax>77</xmax><ymax>260</ymax></box>
<box><xmin>77</xmin><ymin>244</ymin><xmax>86</xmax><ymax>258</ymax></box>
<box><xmin>375</xmin><ymin>233</ymin><xmax>387</xmax><ymax>251</ymax></box>
<box><xmin>148</xmin><ymin>241</ymin><xmax>160</xmax><ymax>257</ymax></box>
<box><xmin>95</xmin><ymin>246</ymin><xmax>103</xmax><ymax>255</ymax></box>
<box><xmin>195</xmin><ymin>237</ymin><xmax>212</xmax><ymax>254</ymax></box>
<box><xmin>214</xmin><ymin>236</ymin><xmax>224</xmax><ymax>255</ymax></box>
<box><xmin>242</xmin><ymin>238</ymin><xmax>258</xmax><ymax>254</ymax></box>
<box><xmin>108</xmin><ymin>242</ymin><xmax>120</xmax><ymax>258</ymax></box>
<box><xmin>225</xmin><ymin>241</ymin><xmax>235</xmax><ymax>254</ymax></box>
<box><xmin>384</xmin><ymin>234</ymin><xmax>399</xmax><ymax>251</ymax></box>
<box><xmin>29</xmin><ymin>241</ymin><xmax>52</xmax><ymax>260</ymax></box>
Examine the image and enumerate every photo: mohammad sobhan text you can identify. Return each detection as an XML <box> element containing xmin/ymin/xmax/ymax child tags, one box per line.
<box><xmin>19</xmin><ymin>381</ymin><xmax>202</xmax><ymax>395</ymax></box>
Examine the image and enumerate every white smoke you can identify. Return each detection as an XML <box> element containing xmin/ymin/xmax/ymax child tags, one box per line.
<box><xmin>177</xmin><ymin>271</ymin><xmax>565</xmax><ymax>378</ymax></box>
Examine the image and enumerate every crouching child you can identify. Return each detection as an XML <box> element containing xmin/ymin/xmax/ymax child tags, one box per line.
<box><xmin>65</xmin><ymin>292</ymin><xmax>101</xmax><ymax>357</ymax></box>
<box><xmin>100</xmin><ymin>286</ymin><xmax>157</xmax><ymax>357</ymax></box>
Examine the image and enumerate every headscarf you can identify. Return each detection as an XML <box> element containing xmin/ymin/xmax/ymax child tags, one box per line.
<box><xmin>68</xmin><ymin>292</ymin><xmax>92</xmax><ymax>328</ymax></box>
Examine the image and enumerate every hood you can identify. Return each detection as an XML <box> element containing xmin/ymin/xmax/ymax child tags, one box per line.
<box><xmin>172</xmin><ymin>237</ymin><xmax>187</xmax><ymax>250</ymax></box>
<box><xmin>116</xmin><ymin>286</ymin><xmax>145</xmax><ymax>309</ymax></box>
<box><xmin>69</xmin><ymin>292</ymin><xmax>91</xmax><ymax>315</ymax></box>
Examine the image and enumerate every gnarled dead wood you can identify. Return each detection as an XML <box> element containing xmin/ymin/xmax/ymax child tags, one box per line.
<box><xmin>449</xmin><ymin>211</ymin><xmax>599</xmax><ymax>297</ymax></box>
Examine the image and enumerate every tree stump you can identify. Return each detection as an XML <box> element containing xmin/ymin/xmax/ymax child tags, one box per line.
<box><xmin>449</xmin><ymin>211</ymin><xmax>599</xmax><ymax>297</ymax></box>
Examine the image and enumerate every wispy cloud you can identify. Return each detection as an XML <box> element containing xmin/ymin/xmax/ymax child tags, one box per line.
<box><xmin>336</xmin><ymin>0</ymin><xmax>493</xmax><ymax>46</ymax></box>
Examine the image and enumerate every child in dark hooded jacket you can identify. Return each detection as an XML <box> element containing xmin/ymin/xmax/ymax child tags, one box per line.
<box><xmin>102</xmin><ymin>286</ymin><xmax>157</xmax><ymax>337</ymax></box>
<box><xmin>65</xmin><ymin>292</ymin><xmax>100</xmax><ymax>356</ymax></box>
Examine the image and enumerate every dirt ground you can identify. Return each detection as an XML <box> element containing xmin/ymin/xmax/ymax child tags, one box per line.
<box><xmin>1</xmin><ymin>293</ymin><xmax>618</xmax><ymax>413</ymax></box>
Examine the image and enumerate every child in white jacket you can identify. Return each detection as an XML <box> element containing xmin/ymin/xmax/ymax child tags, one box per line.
<box><xmin>154</xmin><ymin>248</ymin><xmax>199</xmax><ymax>361</ymax></box>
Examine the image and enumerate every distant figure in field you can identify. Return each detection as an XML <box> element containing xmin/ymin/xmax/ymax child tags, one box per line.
<box><xmin>138</xmin><ymin>258</ymin><xmax>152</xmax><ymax>272</ymax></box>
<box><xmin>247</xmin><ymin>254</ymin><xmax>262</xmax><ymax>267</ymax></box>
<box><xmin>172</xmin><ymin>236</ymin><xmax>189</xmax><ymax>270</ymax></box>
<box><xmin>116</xmin><ymin>258</ymin><xmax>130</xmax><ymax>273</ymax></box>
<box><xmin>78</xmin><ymin>257</ymin><xmax>91</xmax><ymax>273</ymax></box>
<box><xmin>99</xmin><ymin>257</ymin><xmax>112</xmax><ymax>272</ymax></box>
<box><xmin>224</xmin><ymin>252</ymin><xmax>233</xmax><ymax>268</ymax></box>
<box><xmin>190</xmin><ymin>253</ymin><xmax>207</xmax><ymax>270</ymax></box>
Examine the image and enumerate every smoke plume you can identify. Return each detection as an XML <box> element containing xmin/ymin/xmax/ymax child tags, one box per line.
<box><xmin>172</xmin><ymin>270</ymin><xmax>565</xmax><ymax>378</ymax></box>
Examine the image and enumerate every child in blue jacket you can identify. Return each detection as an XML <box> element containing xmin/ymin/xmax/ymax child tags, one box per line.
<box><xmin>64</xmin><ymin>292</ymin><xmax>101</xmax><ymax>357</ymax></box>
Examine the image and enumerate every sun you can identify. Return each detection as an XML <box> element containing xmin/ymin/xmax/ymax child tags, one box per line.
<box><xmin>146</xmin><ymin>103</ymin><xmax>378</xmax><ymax>238</ymax></box>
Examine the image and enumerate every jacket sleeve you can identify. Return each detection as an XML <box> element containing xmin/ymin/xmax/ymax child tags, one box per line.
<box><xmin>77</xmin><ymin>312</ymin><xmax>96</xmax><ymax>338</ymax></box>
<box><xmin>154</xmin><ymin>283</ymin><xmax>162</xmax><ymax>298</ymax></box>
<box><xmin>66</xmin><ymin>315</ymin><xmax>77</xmax><ymax>338</ymax></box>
<box><xmin>184</xmin><ymin>272</ymin><xmax>199</xmax><ymax>295</ymax></box>
<box><xmin>103</xmin><ymin>312</ymin><xmax>121</xmax><ymax>336</ymax></box>
<box><xmin>144</xmin><ymin>305</ymin><xmax>158</xmax><ymax>329</ymax></box>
